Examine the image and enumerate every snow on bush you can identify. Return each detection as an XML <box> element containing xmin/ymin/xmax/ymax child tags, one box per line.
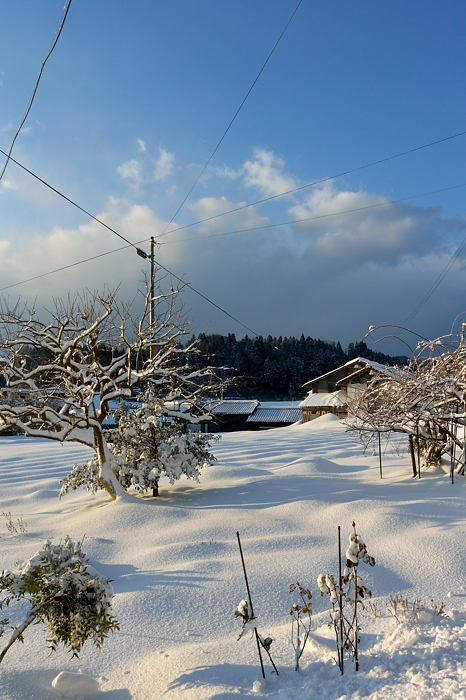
<box><xmin>61</xmin><ymin>389</ymin><xmax>219</xmax><ymax>496</ymax></box>
<box><xmin>0</xmin><ymin>536</ymin><xmax>119</xmax><ymax>664</ymax></box>
<box><xmin>349</xmin><ymin>321</ymin><xmax>466</xmax><ymax>475</ymax></box>
<box><xmin>0</xmin><ymin>283</ymin><xmax>222</xmax><ymax>501</ymax></box>
<box><xmin>289</xmin><ymin>582</ymin><xmax>313</xmax><ymax>671</ymax></box>
<box><xmin>317</xmin><ymin>522</ymin><xmax>375</xmax><ymax>673</ymax></box>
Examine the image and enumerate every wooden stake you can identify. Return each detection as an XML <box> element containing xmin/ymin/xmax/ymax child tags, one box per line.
<box><xmin>378</xmin><ymin>432</ymin><xmax>383</xmax><ymax>479</ymax></box>
<box><xmin>236</xmin><ymin>532</ymin><xmax>265</xmax><ymax>679</ymax></box>
<box><xmin>416</xmin><ymin>423</ymin><xmax>421</xmax><ymax>479</ymax></box>
<box><xmin>408</xmin><ymin>434</ymin><xmax>417</xmax><ymax>477</ymax></box>
<box><xmin>338</xmin><ymin>526</ymin><xmax>344</xmax><ymax>676</ymax></box>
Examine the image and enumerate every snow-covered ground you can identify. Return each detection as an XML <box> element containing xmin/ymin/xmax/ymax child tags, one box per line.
<box><xmin>0</xmin><ymin>415</ymin><xmax>465</xmax><ymax>699</ymax></box>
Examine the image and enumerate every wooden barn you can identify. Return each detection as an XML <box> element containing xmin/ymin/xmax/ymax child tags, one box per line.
<box><xmin>300</xmin><ymin>357</ymin><xmax>388</xmax><ymax>422</ymax></box>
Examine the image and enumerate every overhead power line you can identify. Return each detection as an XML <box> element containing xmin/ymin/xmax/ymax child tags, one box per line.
<box><xmin>3</xmin><ymin>131</ymin><xmax>466</xmax><ymax>336</ymax></box>
<box><xmin>0</xmin><ymin>0</ymin><xmax>73</xmax><ymax>183</ymax></box>
<box><xmin>0</xmin><ymin>148</ymin><xmax>149</xmax><ymax>257</ymax></box>
<box><xmin>3</xmin><ymin>128</ymin><xmax>466</xmax><ymax>257</ymax></box>
<box><xmin>3</xmin><ymin>180</ymin><xmax>466</xmax><ymax>342</ymax></box>
<box><xmin>162</xmin><ymin>0</ymin><xmax>303</xmax><ymax>233</ymax></box>
<box><xmin>158</xmin><ymin>129</ymin><xmax>466</xmax><ymax>241</ymax></box>
<box><xmin>0</xmin><ymin>234</ymin><xmax>260</xmax><ymax>335</ymax></box>
<box><xmin>159</xmin><ymin>182</ymin><xmax>466</xmax><ymax>246</ymax></box>
<box><xmin>3</xmin><ymin>180</ymin><xmax>466</xmax><ymax>293</ymax></box>
<box><xmin>402</xmin><ymin>235</ymin><xmax>466</xmax><ymax>328</ymax></box>
<box><xmin>0</xmin><ymin>242</ymin><xmax>137</xmax><ymax>293</ymax></box>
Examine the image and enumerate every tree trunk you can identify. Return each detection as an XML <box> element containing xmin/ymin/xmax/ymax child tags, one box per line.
<box><xmin>93</xmin><ymin>427</ymin><xmax>128</xmax><ymax>500</ymax></box>
<box><xmin>408</xmin><ymin>435</ymin><xmax>417</xmax><ymax>477</ymax></box>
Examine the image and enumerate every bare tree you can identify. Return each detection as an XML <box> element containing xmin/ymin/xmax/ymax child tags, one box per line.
<box><xmin>347</xmin><ymin>323</ymin><xmax>466</xmax><ymax>473</ymax></box>
<box><xmin>0</xmin><ymin>279</ymin><xmax>218</xmax><ymax>500</ymax></box>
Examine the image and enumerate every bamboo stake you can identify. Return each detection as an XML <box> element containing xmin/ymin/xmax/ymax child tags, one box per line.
<box><xmin>338</xmin><ymin>526</ymin><xmax>344</xmax><ymax>676</ymax></box>
<box><xmin>416</xmin><ymin>423</ymin><xmax>421</xmax><ymax>479</ymax></box>
<box><xmin>354</xmin><ymin>569</ymin><xmax>359</xmax><ymax>672</ymax></box>
<box><xmin>451</xmin><ymin>405</ymin><xmax>457</xmax><ymax>484</ymax></box>
<box><xmin>378</xmin><ymin>432</ymin><xmax>383</xmax><ymax>479</ymax></box>
<box><xmin>236</xmin><ymin>531</ymin><xmax>265</xmax><ymax>679</ymax></box>
<box><xmin>408</xmin><ymin>434</ymin><xmax>417</xmax><ymax>477</ymax></box>
<box><xmin>462</xmin><ymin>411</ymin><xmax>466</xmax><ymax>477</ymax></box>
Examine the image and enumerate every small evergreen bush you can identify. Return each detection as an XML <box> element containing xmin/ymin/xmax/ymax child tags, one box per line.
<box><xmin>0</xmin><ymin>536</ymin><xmax>119</xmax><ymax>663</ymax></box>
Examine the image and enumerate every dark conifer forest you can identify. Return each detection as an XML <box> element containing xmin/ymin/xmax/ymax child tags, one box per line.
<box><xmin>188</xmin><ymin>333</ymin><xmax>405</xmax><ymax>400</ymax></box>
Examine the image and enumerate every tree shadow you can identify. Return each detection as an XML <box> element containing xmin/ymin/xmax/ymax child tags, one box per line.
<box><xmin>165</xmin><ymin>662</ymin><xmax>279</xmax><ymax>698</ymax></box>
<box><xmin>0</xmin><ymin>669</ymin><xmax>132</xmax><ymax>699</ymax></box>
<box><xmin>88</xmin><ymin>560</ymin><xmax>219</xmax><ymax>594</ymax></box>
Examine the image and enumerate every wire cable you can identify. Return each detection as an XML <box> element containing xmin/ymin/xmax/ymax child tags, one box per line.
<box><xmin>0</xmin><ymin>239</ymin><xmax>260</xmax><ymax>336</ymax></box>
<box><xmin>3</xmin><ymin>176</ymin><xmax>466</xmax><ymax>340</ymax></box>
<box><xmin>162</xmin><ymin>0</ymin><xmax>303</xmax><ymax>233</ymax></box>
<box><xmin>0</xmin><ymin>148</ymin><xmax>148</xmax><ymax>256</ymax></box>
<box><xmin>158</xmin><ymin>182</ymin><xmax>466</xmax><ymax>246</ymax></box>
<box><xmin>402</xmin><ymin>236</ymin><xmax>466</xmax><ymax>328</ymax></box>
<box><xmin>157</xmin><ymin>129</ymin><xmax>466</xmax><ymax>241</ymax></box>
<box><xmin>4</xmin><ymin>180</ymin><xmax>466</xmax><ymax>291</ymax></box>
<box><xmin>369</xmin><ymin>222</ymin><xmax>466</xmax><ymax>351</ymax></box>
<box><xmin>0</xmin><ymin>242</ymin><xmax>135</xmax><ymax>292</ymax></box>
<box><xmin>3</xmin><ymin>138</ymin><xmax>466</xmax><ymax>337</ymax></box>
<box><xmin>3</xmin><ymin>128</ymin><xmax>466</xmax><ymax>256</ymax></box>
<box><xmin>0</xmin><ymin>0</ymin><xmax>73</xmax><ymax>183</ymax></box>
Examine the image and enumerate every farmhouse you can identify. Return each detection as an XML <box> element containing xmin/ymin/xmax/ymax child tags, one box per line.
<box><xmin>300</xmin><ymin>357</ymin><xmax>388</xmax><ymax>422</ymax></box>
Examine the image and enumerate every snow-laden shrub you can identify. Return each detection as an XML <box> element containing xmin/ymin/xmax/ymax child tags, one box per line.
<box><xmin>235</xmin><ymin>599</ymin><xmax>278</xmax><ymax>673</ymax></box>
<box><xmin>0</xmin><ymin>536</ymin><xmax>119</xmax><ymax>663</ymax></box>
<box><xmin>289</xmin><ymin>582</ymin><xmax>313</xmax><ymax>671</ymax></box>
<box><xmin>61</xmin><ymin>392</ymin><xmax>219</xmax><ymax>496</ymax></box>
<box><xmin>317</xmin><ymin>522</ymin><xmax>375</xmax><ymax>673</ymax></box>
<box><xmin>109</xmin><ymin>394</ymin><xmax>219</xmax><ymax>493</ymax></box>
<box><xmin>60</xmin><ymin>457</ymin><xmax>102</xmax><ymax>495</ymax></box>
<box><xmin>0</xmin><ymin>284</ymin><xmax>223</xmax><ymax>500</ymax></box>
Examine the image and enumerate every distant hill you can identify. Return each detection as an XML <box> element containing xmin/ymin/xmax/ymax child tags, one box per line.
<box><xmin>187</xmin><ymin>333</ymin><xmax>405</xmax><ymax>401</ymax></box>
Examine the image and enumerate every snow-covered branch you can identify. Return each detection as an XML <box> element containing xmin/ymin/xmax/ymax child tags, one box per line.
<box><xmin>0</xmin><ymin>278</ymin><xmax>226</xmax><ymax>500</ymax></box>
<box><xmin>348</xmin><ymin>323</ymin><xmax>466</xmax><ymax>471</ymax></box>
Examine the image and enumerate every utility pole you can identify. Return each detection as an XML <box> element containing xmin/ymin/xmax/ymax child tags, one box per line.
<box><xmin>149</xmin><ymin>236</ymin><xmax>155</xmax><ymax>352</ymax></box>
<box><xmin>149</xmin><ymin>235</ymin><xmax>158</xmax><ymax>497</ymax></box>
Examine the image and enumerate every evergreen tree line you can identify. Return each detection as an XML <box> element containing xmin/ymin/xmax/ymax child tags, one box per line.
<box><xmin>188</xmin><ymin>333</ymin><xmax>406</xmax><ymax>401</ymax></box>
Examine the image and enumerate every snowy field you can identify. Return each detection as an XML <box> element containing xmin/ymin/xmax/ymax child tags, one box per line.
<box><xmin>0</xmin><ymin>415</ymin><xmax>465</xmax><ymax>699</ymax></box>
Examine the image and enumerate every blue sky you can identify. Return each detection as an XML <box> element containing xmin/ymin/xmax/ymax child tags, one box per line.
<box><xmin>1</xmin><ymin>1</ymin><xmax>466</xmax><ymax>353</ymax></box>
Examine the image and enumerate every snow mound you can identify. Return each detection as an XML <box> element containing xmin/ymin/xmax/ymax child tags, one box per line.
<box><xmin>296</xmin><ymin>413</ymin><xmax>343</xmax><ymax>429</ymax></box>
<box><xmin>51</xmin><ymin>672</ymin><xmax>100</xmax><ymax>699</ymax></box>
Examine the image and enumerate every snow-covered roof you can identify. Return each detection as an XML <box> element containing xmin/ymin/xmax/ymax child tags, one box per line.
<box><xmin>246</xmin><ymin>407</ymin><xmax>302</xmax><ymax>424</ymax></box>
<box><xmin>337</xmin><ymin>363</ymin><xmax>407</xmax><ymax>386</ymax></box>
<box><xmin>303</xmin><ymin>357</ymin><xmax>388</xmax><ymax>388</ymax></box>
<box><xmin>299</xmin><ymin>390</ymin><xmax>346</xmax><ymax>408</ymax></box>
<box><xmin>206</xmin><ymin>400</ymin><xmax>259</xmax><ymax>416</ymax></box>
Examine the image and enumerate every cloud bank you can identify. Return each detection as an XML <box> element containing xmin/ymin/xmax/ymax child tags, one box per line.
<box><xmin>1</xmin><ymin>147</ymin><xmax>465</xmax><ymax>352</ymax></box>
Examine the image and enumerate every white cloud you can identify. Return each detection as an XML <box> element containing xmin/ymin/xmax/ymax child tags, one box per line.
<box><xmin>215</xmin><ymin>165</ymin><xmax>241</xmax><ymax>180</ymax></box>
<box><xmin>137</xmin><ymin>139</ymin><xmax>146</xmax><ymax>153</ymax></box>
<box><xmin>154</xmin><ymin>148</ymin><xmax>175</xmax><ymax>181</ymax></box>
<box><xmin>242</xmin><ymin>148</ymin><xmax>297</xmax><ymax>197</ymax></box>
<box><xmin>0</xmin><ymin>205</ymin><xmax>169</xmax><ymax>303</ymax></box>
<box><xmin>117</xmin><ymin>159</ymin><xmax>142</xmax><ymax>183</ymax></box>
<box><xmin>2</xmin><ymin>143</ymin><xmax>465</xmax><ymax>350</ymax></box>
<box><xmin>287</xmin><ymin>184</ymin><xmax>443</xmax><ymax>268</ymax></box>
<box><xmin>0</xmin><ymin>178</ymin><xmax>18</xmax><ymax>192</ymax></box>
<box><xmin>188</xmin><ymin>195</ymin><xmax>271</xmax><ymax>235</ymax></box>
